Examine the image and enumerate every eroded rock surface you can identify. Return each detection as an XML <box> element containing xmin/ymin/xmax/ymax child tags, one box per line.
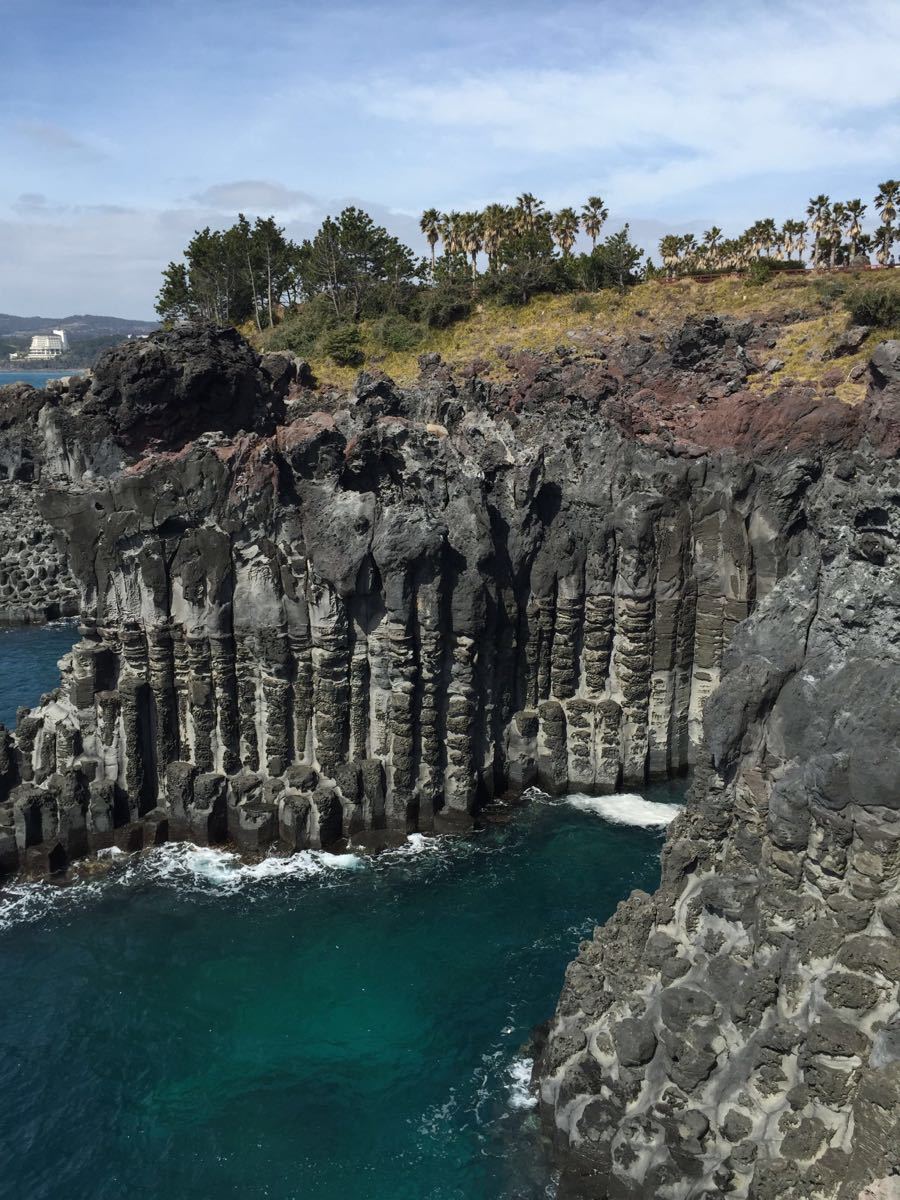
<box><xmin>0</xmin><ymin>381</ymin><xmax>81</xmax><ymax>621</ymax></box>
<box><xmin>539</xmin><ymin>470</ymin><xmax>900</xmax><ymax>1197</ymax></box>
<box><xmin>0</xmin><ymin>322</ymin><xmax>897</xmax><ymax>1196</ymax></box>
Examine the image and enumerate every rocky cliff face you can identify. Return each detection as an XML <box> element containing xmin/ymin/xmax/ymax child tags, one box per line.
<box><xmin>0</xmin><ymin>321</ymin><xmax>897</xmax><ymax>1195</ymax></box>
<box><xmin>0</xmin><ymin>320</ymin><xmax>819</xmax><ymax>864</ymax></box>
<box><xmin>538</xmin><ymin>447</ymin><xmax>900</xmax><ymax>1199</ymax></box>
<box><xmin>0</xmin><ymin>381</ymin><xmax>80</xmax><ymax>621</ymax></box>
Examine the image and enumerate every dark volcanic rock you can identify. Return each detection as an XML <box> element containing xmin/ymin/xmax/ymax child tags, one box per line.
<box><xmin>828</xmin><ymin>324</ymin><xmax>870</xmax><ymax>358</ymax></box>
<box><xmin>82</xmin><ymin>324</ymin><xmax>287</xmax><ymax>450</ymax></box>
<box><xmin>538</xmin><ymin>428</ymin><xmax>900</xmax><ymax>1197</ymax></box>
<box><xmin>0</xmin><ymin>318</ymin><xmax>897</xmax><ymax>1199</ymax></box>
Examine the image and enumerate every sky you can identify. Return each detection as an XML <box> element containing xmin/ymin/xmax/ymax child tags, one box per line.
<box><xmin>2</xmin><ymin>0</ymin><xmax>899</xmax><ymax>318</ymax></box>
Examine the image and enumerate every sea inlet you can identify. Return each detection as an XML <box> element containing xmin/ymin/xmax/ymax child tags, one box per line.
<box><xmin>0</xmin><ymin>622</ymin><xmax>682</xmax><ymax>1200</ymax></box>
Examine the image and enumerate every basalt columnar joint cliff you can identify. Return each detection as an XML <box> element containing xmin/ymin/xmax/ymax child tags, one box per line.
<box><xmin>0</xmin><ymin>381</ymin><xmax>81</xmax><ymax>621</ymax></box>
<box><xmin>539</xmin><ymin>455</ymin><xmax>900</xmax><ymax>1199</ymax></box>
<box><xmin>0</xmin><ymin>320</ymin><xmax>898</xmax><ymax>1198</ymax></box>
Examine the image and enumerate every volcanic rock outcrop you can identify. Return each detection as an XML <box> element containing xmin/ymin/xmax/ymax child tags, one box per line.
<box><xmin>0</xmin><ymin>320</ymin><xmax>897</xmax><ymax>1197</ymax></box>
<box><xmin>538</xmin><ymin>453</ymin><xmax>900</xmax><ymax>1199</ymax></box>
<box><xmin>0</xmin><ymin>381</ymin><xmax>80</xmax><ymax>621</ymax></box>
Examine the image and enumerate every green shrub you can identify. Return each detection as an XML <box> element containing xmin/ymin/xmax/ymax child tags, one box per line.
<box><xmin>268</xmin><ymin>319</ymin><xmax>320</xmax><ymax>358</ymax></box>
<box><xmin>576</xmin><ymin>227</ymin><xmax>644</xmax><ymax>291</ymax></box>
<box><xmin>417</xmin><ymin>282</ymin><xmax>472</xmax><ymax>328</ymax></box>
<box><xmin>268</xmin><ymin>295</ymin><xmax>337</xmax><ymax>357</ymax></box>
<box><xmin>321</xmin><ymin>324</ymin><xmax>364</xmax><ymax>367</ymax></box>
<box><xmin>845</xmin><ymin>284</ymin><xmax>900</xmax><ymax>329</ymax></box>
<box><xmin>812</xmin><ymin>277</ymin><xmax>851</xmax><ymax>305</ymax></box>
<box><xmin>371</xmin><ymin>313</ymin><xmax>424</xmax><ymax>352</ymax></box>
<box><xmin>570</xmin><ymin>293</ymin><xmax>597</xmax><ymax>314</ymax></box>
<box><xmin>747</xmin><ymin>258</ymin><xmax>805</xmax><ymax>287</ymax></box>
<box><xmin>747</xmin><ymin>259</ymin><xmax>774</xmax><ymax>286</ymax></box>
<box><xmin>477</xmin><ymin>256</ymin><xmax>569</xmax><ymax>306</ymax></box>
<box><xmin>642</xmin><ymin>258</ymin><xmax>663</xmax><ymax>281</ymax></box>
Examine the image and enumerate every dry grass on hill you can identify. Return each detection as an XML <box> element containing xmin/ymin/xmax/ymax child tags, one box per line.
<box><xmin>253</xmin><ymin>270</ymin><xmax>900</xmax><ymax>400</ymax></box>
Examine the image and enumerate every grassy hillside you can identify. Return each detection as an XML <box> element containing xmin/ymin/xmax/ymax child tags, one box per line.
<box><xmin>252</xmin><ymin>269</ymin><xmax>900</xmax><ymax>404</ymax></box>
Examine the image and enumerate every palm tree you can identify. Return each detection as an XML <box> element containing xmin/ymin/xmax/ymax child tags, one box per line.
<box><xmin>702</xmin><ymin>226</ymin><xmax>723</xmax><ymax>269</ymax></box>
<box><xmin>420</xmin><ymin>208</ymin><xmax>442</xmax><ymax>272</ymax></box>
<box><xmin>781</xmin><ymin>219</ymin><xmax>806</xmax><ymax>263</ymax></box>
<box><xmin>481</xmin><ymin>203</ymin><xmax>511</xmax><ymax>270</ymax></box>
<box><xmin>581</xmin><ymin>196</ymin><xmax>609</xmax><ymax>249</ymax></box>
<box><xmin>441</xmin><ymin>211</ymin><xmax>464</xmax><ymax>256</ymax></box>
<box><xmin>735</xmin><ymin>233</ymin><xmax>754</xmax><ymax>269</ymax></box>
<box><xmin>719</xmin><ymin>237</ymin><xmax>741</xmax><ymax>270</ymax></box>
<box><xmin>459</xmin><ymin>211</ymin><xmax>484</xmax><ymax>277</ymax></box>
<box><xmin>551</xmin><ymin>207</ymin><xmax>580</xmax><ymax>257</ymax></box>
<box><xmin>659</xmin><ymin>234</ymin><xmax>681</xmax><ymax>280</ymax></box>
<box><xmin>515</xmin><ymin>193</ymin><xmax>545</xmax><ymax>234</ymax></box>
<box><xmin>806</xmin><ymin>195</ymin><xmax>830</xmax><ymax>268</ymax></box>
<box><xmin>744</xmin><ymin>220</ymin><xmax>765</xmax><ymax>258</ymax></box>
<box><xmin>844</xmin><ymin>199</ymin><xmax>866</xmax><ymax>259</ymax></box>
<box><xmin>875</xmin><ymin>181</ymin><xmax>900</xmax><ymax>235</ymax></box>
<box><xmin>437</xmin><ymin>212</ymin><xmax>450</xmax><ymax>255</ymax></box>
<box><xmin>679</xmin><ymin>233</ymin><xmax>699</xmax><ymax>274</ymax></box>
<box><xmin>874</xmin><ymin>224</ymin><xmax>895</xmax><ymax>268</ymax></box>
<box><xmin>828</xmin><ymin>201</ymin><xmax>848</xmax><ymax>268</ymax></box>
<box><xmin>759</xmin><ymin>218</ymin><xmax>778</xmax><ymax>257</ymax></box>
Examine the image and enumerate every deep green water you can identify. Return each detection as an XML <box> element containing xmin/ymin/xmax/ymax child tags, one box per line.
<box><xmin>0</xmin><ymin>627</ymin><xmax>683</xmax><ymax>1200</ymax></box>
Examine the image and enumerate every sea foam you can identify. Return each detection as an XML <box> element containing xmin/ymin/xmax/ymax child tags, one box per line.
<box><xmin>507</xmin><ymin>1056</ymin><xmax>538</xmax><ymax>1109</ymax></box>
<box><xmin>0</xmin><ymin>878</ymin><xmax>104</xmax><ymax>932</ymax></box>
<box><xmin>0</xmin><ymin>844</ymin><xmax>365</xmax><ymax>929</ymax></box>
<box><xmin>138</xmin><ymin>843</ymin><xmax>363</xmax><ymax>891</ymax></box>
<box><xmin>566</xmin><ymin>792</ymin><xmax>682</xmax><ymax>828</ymax></box>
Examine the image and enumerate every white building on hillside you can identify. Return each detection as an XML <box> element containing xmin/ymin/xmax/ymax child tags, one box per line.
<box><xmin>24</xmin><ymin>329</ymin><xmax>69</xmax><ymax>359</ymax></box>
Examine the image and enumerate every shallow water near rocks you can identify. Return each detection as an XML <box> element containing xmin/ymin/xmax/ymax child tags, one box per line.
<box><xmin>0</xmin><ymin>621</ymin><xmax>80</xmax><ymax>728</ymax></box>
<box><xmin>0</xmin><ymin>627</ymin><xmax>684</xmax><ymax>1200</ymax></box>
<box><xmin>0</xmin><ymin>369</ymin><xmax>87</xmax><ymax>388</ymax></box>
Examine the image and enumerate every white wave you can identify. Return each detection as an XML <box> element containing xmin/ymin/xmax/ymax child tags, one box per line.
<box><xmin>0</xmin><ymin>879</ymin><xmax>104</xmax><ymax>932</ymax></box>
<box><xmin>507</xmin><ymin>1056</ymin><xmax>538</xmax><ymax>1110</ymax></box>
<box><xmin>566</xmin><ymin>792</ymin><xmax>682</xmax><ymax>828</ymax></box>
<box><xmin>418</xmin><ymin>1092</ymin><xmax>459</xmax><ymax>1137</ymax></box>
<box><xmin>385</xmin><ymin>832</ymin><xmax>447</xmax><ymax>858</ymax></box>
<box><xmin>137</xmin><ymin>843</ymin><xmax>363</xmax><ymax>890</ymax></box>
<box><xmin>95</xmin><ymin>845</ymin><xmax>126</xmax><ymax>859</ymax></box>
<box><xmin>376</xmin><ymin>831</ymin><xmax>464</xmax><ymax>866</ymax></box>
<box><xmin>0</xmin><ymin>845</ymin><xmax>364</xmax><ymax>931</ymax></box>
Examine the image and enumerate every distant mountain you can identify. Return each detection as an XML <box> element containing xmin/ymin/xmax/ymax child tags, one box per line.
<box><xmin>0</xmin><ymin>313</ymin><xmax>158</xmax><ymax>340</ymax></box>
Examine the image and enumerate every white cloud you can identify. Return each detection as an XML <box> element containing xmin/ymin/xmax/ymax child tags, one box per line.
<box><xmin>0</xmin><ymin>191</ymin><xmax>425</xmax><ymax>317</ymax></box>
<box><xmin>4</xmin><ymin>0</ymin><xmax>900</xmax><ymax>315</ymax></box>
<box><xmin>191</xmin><ymin>180</ymin><xmax>319</xmax><ymax>214</ymax></box>
<box><xmin>360</xmin><ymin>1</ymin><xmax>900</xmax><ymax>209</ymax></box>
<box><xmin>15</xmin><ymin>120</ymin><xmax>108</xmax><ymax>160</ymax></box>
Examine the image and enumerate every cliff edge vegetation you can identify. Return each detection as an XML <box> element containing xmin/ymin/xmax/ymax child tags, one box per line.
<box><xmin>253</xmin><ymin>269</ymin><xmax>900</xmax><ymax>397</ymax></box>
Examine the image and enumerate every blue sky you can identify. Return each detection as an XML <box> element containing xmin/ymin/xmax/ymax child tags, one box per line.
<box><xmin>2</xmin><ymin>0</ymin><xmax>899</xmax><ymax>317</ymax></box>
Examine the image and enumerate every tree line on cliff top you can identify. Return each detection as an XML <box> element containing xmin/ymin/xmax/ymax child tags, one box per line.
<box><xmin>659</xmin><ymin>183</ymin><xmax>900</xmax><ymax>279</ymax></box>
<box><xmin>156</xmin><ymin>182</ymin><xmax>899</xmax><ymax>362</ymax></box>
<box><xmin>155</xmin><ymin>197</ymin><xmax>643</xmax><ymax>334</ymax></box>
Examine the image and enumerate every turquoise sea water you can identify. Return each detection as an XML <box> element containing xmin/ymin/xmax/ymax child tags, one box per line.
<box><xmin>0</xmin><ymin>627</ymin><xmax>682</xmax><ymax>1200</ymax></box>
<box><xmin>0</xmin><ymin>369</ymin><xmax>85</xmax><ymax>387</ymax></box>
<box><xmin>0</xmin><ymin>621</ymin><xmax>80</xmax><ymax>728</ymax></box>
